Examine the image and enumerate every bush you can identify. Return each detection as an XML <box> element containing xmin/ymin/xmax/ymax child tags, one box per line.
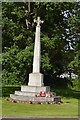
<box><xmin>2</xmin><ymin>86</ymin><xmax>20</xmax><ymax>97</ymax></box>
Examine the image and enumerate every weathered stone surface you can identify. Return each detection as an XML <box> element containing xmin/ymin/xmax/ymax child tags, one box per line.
<box><xmin>33</xmin><ymin>25</ymin><xmax>40</xmax><ymax>73</ymax></box>
<box><xmin>33</xmin><ymin>17</ymin><xmax>43</xmax><ymax>73</ymax></box>
<box><xmin>10</xmin><ymin>94</ymin><xmax>61</xmax><ymax>102</ymax></box>
<box><xmin>15</xmin><ymin>91</ymin><xmax>37</xmax><ymax>97</ymax></box>
<box><xmin>28</xmin><ymin>73</ymin><xmax>44</xmax><ymax>87</ymax></box>
<box><xmin>21</xmin><ymin>86</ymin><xmax>50</xmax><ymax>93</ymax></box>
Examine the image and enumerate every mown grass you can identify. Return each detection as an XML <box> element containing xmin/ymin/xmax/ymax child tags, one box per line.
<box><xmin>2</xmin><ymin>85</ymin><xmax>79</xmax><ymax>117</ymax></box>
<box><xmin>2</xmin><ymin>97</ymin><xmax>78</xmax><ymax>117</ymax></box>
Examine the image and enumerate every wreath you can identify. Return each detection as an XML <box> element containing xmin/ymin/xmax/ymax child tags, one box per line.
<box><xmin>40</xmin><ymin>91</ymin><xmax>46</xmax><ymax>97</ymax></box>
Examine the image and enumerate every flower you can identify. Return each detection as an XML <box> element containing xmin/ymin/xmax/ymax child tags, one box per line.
<box><xmin>38</xmin><ymin>101</ymin><xmax>41</xmax><ymax>104</ymax></box>
<box><xmin>47</xmin><ymin>101</ymin><xmax>50</xmax><ymax>104</ymax></box>
<box><xmin>50</xmin><ymin>102</ymin><xmax>53</xmax><ymax>104</ymax></box>
<box><xmin>29</xmin><ymin>101</ymin><xmax>32</xmax><ymax>104</ymax></box>
<box><xmin>60</xmin><ymin>100</ymin><xmax>64</xmax><ymax>103</ymax></box>
<box><xmin>53</xmin><ymin>101</ymin><xmax>56</xmax><ymax>104</ymax></box>
<box><xmin>13</xmin><ymin>100</ymin><xmax>17</xmax><ymax>103</ymax></box>
<box><xmin>6</xmin><ymin>98</ymin><xmax>9</xmax><ymax>101</ymax></box>
<box><xmin>58</xmin><ymin>101</ymin><xmax>61</xmax><ymax>105</ymax></box>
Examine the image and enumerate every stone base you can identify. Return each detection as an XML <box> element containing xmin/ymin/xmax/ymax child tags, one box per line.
<box><xmin>28</xmin><ymin>73</ymin><xmax>44</xmax><ymax>86</ymax></box>
<box><xmin>21</xmin><ymin>86</ymin><xmax>50</xmax><ymax>93</ymax></box>
<box><xmin>14</xmin><ymin>85</ymin><xmax>50</xmax><ymax>97</ymax></box>
<box><xmin>15</xmin><ymin>91</ymin><xmax>38</xmax><ymax>97</ymax></box>
<box><xmin>10</xmin><ymin>85</ymin><xmax>61</xmax><ymax>103</ymax></box>
<box><xmin>10</xmin><ymin>84</ymin><xmax>61</xmax><ymax>103</ymax></box>
<box><xmin>10</xmin><ymin>94</ymin><xmax>61</xmax><ymax>103</ymax></box>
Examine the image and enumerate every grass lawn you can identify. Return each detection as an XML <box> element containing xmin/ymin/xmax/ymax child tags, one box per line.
<box><xmin>2</xmin><ymin>97</ymin><xmax>78</xmax><ymax>117</ymax></box>
<box><xmin>2</xmin><ymin>86</ymin><xmax>79</xmax><ymax>117</ymax></box>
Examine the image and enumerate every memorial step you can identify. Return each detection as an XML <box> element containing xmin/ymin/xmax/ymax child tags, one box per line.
<box><xmin>21</xmin><ymin>86</ymin><xmax>50</xmax><ymax>93</ymax></box>
<box><xmin>10</xmin><ymin>94</ymin><xmax>61</xmax><ymax>102</ymax></box>
<box><xmin>15</xmin><ymin>91</ymin><xmax>38</xmax><ymax>97</ymax></box>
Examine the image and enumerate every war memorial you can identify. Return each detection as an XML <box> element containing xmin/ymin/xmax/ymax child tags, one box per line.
<box><xmin>10</xmin><ymin>17</ymin><xmax>61</xmax><ymax>104</ymax></box>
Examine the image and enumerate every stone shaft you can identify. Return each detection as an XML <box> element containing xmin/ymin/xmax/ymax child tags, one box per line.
<box><xmin>33</xmin><ymin>26</ymin><xmax>40</xmax><ymax>73</ymax></box>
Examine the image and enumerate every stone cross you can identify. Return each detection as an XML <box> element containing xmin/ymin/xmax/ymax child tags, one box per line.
<box><xmin>33</xmin><ymin>17</ymin><xmax>43</xmax><ymax>73</ymax></box>
<box><xmin>34</xmin><ymin>17</ymin><xmax>44</xmax><ymax>27</ymax></box>
<box><xmin>28</xmin><ymin>17</ymin><xmax>44</xmax><ymax>86</ymax></box>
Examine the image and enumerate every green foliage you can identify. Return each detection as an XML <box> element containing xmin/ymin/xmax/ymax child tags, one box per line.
<box><xmin>67</xmin><ymin>3</ymin><xmax>80</xmax><ymax>75</ymax></box>
<box><xmin>41</xmin><ymin>53</ymin><xmax>52</xmax><ymax>72</ymax></box>
<box><xmin>68</xmin><ymin>45</ymin><xmax>80</xmax><ymax>75</ymax></box>
<box><xmin>2</xmin><ymin>86</ymin><xmax>20</xmax><ymax>97</ymax></box>
<box><xmin>2</xmin><ymin>2</ymin><xmax>79</xmax><ymax>85</ymax></box>
<box><xmin>2</xmin><ymin>45</ymin><xmax>33</xmax><ymax>85</ymax></box>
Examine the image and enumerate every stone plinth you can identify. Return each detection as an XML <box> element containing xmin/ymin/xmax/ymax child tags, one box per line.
<box><xmin>10</xmin><ymin>85</ymin><xmax>61</xmax><ymax>103</ymax></box>
<box><xmin>13</xmin><ymin>86</ymin><xmax>50</xmax><ymax>97</ymax></box>
<box><xmin>28</xmin><ymin>73</ymin><xmax>44</xmax><ymax>87</ymax></box>
<box><xmin>10</xmin><ymin>94</ymin><xmax>61</xmax><ymax>103</ymax></box>
<box><xmin>21</xmin><ymin>86</ymin><xmax>50</xmax><ymax>93</ymax></box>
<box><xmin>15</xmin><ymin>91</ymin><xmax>38</xmax><ymax>97</ymax></box>
<box><xmin>14</xmin><ymin>85</ymin><xmax>50</xmax><ymax>97</ymax></box>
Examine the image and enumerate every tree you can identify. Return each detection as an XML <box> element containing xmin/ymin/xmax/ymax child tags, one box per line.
<box><xmin>2</xmin><ymin>2</ymin><xmax>79</xmax><ymax>85</ymax></box>
<box><xmin>68</xmin><ymin>2</ymin><xmax>80</xmax><ymax>76</ymax></box>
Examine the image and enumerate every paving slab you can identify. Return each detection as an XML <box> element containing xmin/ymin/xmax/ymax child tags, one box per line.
<box><xmin>1</xmin><ymin>116</ymin><xmax>79</xmax><ymax>120</ymax></box>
